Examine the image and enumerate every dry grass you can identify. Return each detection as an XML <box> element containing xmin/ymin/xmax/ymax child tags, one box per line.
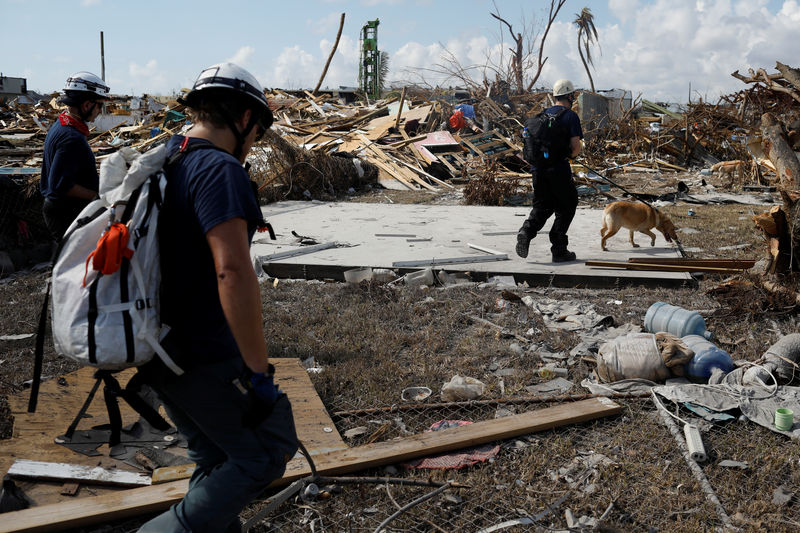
<box><xmin>2</xmin><ymin>191</ymin><xmax>800</xmax><ymax>532</ymax></box>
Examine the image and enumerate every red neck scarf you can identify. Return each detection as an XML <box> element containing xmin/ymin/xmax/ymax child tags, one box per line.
<box><xmin>58</xmin><ymin>112</ymin><xmax>90</xmax><ymax>137</ymax></box>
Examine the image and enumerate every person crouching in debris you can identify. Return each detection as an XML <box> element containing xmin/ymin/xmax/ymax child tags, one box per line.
<box><xmin>516</xmin><ymin>79</ymin><xmax>584</xmax><ymax>263</ymax></box>
<box><xmin>40</xmin><ymin>72</ymin><xmax>109</xmax><ymax>242</ymax></box>
<box><xmin>137</xmin><ymin>63</ymin><xmax>298</xmax><ymax>533</ymax></box>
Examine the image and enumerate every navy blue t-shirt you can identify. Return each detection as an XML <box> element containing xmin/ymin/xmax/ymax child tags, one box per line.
<box><xmin>160</xmin><ymin>136</ymin><xmax>264</xmax><ymax>362</ymax></box>
<box><xmin>40</xmin><ymin>119</ymin><xmax>99</xmax><ymax>199</ymax></box>
<box><xmin>539</xmin><ymin>105</ymin><xmax>583</xmax><ymax>173</ymax></box>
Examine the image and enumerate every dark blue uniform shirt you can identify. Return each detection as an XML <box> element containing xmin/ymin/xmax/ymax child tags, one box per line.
<box><xmin>40</xmin><ymin>119</ymin><xmax>99</xmax><ymax>199</ymax></box>
<box><xmin>160</xmin><ymin>135</ymin><xmax>263</xmax><ymax>362</ymax></box>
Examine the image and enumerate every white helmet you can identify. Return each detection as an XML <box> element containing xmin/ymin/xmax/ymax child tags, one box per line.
<box><xmin>63</xmin><ymin>71</ymin><xmax>110</xmax><ymax>100</ymax></box>
<box><xmin>553</xmin><ymin>79</ymin><xmax>575</xmax><ymax>98</ymax></box>
<box><xmin>180</xmin><ymin>62</ymin><xmax>273</xmax><ymax>128</ymax></box>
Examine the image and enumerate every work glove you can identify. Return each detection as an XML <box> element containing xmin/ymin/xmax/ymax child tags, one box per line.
<box><xmin>249</xmin><ymin>364</ymin><xmax>280</xmax><ymax>406</ymax></box>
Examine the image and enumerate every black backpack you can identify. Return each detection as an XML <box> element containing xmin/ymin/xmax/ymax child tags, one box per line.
<box><xmin>523</xmin><ymin>107</ymin><xmax>570</xmax><ymax>168</ymax></box>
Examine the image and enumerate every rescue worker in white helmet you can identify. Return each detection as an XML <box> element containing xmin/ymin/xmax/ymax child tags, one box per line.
<box><xmin>516</xmin><ymin>79</ymin><xmax>584</xmax><ymax>263</ymax></box>
<box><xmin>137</xmin><ymin>62</ymin><xmax>297</xmax><ymax>533</ymax></box>
<box><xmin>40</xmin><ymin>72</ymin><xmax>110</xmax><ymax>241</ymax></box>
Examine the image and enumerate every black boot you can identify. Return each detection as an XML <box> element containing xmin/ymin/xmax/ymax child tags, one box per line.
<box><xmin>516</xmin><ymin>232</ymin><xmax>532</xmax><ymax>258</ymax></box>
<box><xmin>552</xmin><ymin>250</ymin><xmax>576</xmax><ymax>263</ymax></box>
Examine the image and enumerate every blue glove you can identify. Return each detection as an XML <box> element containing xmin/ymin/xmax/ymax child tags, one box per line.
<box><xmin>250</xmin><ymin>365</ymin><xmax>280</xmax><ymax>406</ymax></box>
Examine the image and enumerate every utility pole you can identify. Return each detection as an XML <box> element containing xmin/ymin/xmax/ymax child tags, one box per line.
<box><xmin>100</xmin><ymin>31</ymin><xmax>105</xmax><ymax>81</ymax></box>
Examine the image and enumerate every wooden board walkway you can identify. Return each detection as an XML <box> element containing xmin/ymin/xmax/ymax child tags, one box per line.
<box><xmin>2</xmin><ymin>397</ymin><xmax>622</xmax><ymax>532</ymax></box>
<box><xmin>0</xmin><ymin>359</ymin><xmax>346</xmax><ymax>507</ymax></box>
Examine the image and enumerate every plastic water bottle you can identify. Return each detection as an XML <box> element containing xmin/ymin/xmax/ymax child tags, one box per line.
<box><xmin>644</xmin><ymin>302</ymin><xmax>713</xmax><ymax>340</ymax></box>
<box><xmin>681</xmin><ymin>335</ymin><xmax>734</xmax><ymax>382</ymax></box>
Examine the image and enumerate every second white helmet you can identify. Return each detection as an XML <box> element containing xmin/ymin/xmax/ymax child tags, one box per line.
<box><xmin>553</xmin><ymin>79</ymin><xmax>575</xmax><ymax>97</ymax></box>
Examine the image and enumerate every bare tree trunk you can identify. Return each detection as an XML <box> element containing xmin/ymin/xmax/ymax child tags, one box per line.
<box><xmin>753</xmin><ymin>113</ymin><xmax>800</xmax><ymax>274</ymax></box>
<box><xmin>313</xmin><ymin>13</ymin><xmax>346</xmax><ymax>96</ymax></box>
<box><xmin>527</xmin><ymin>0</ymin><xmax>567</xmax><ymax>92</ymax></box>
<box><xmin>761</xmin><ymin>112</ymin><xmax>800</xmax><ymax>187</ymax></box>
<box><xmin>513</xmin><ymin>32</ymin><xmax>524</xmax><ymax>94</ymax></box>
<box><xmin>577</xmin><ymin>30</ymin><xmax>595</xmax><ymax>92</ymax></box>
<box><xmin>490</xmin><ymin>12</ymin><xmax>524</xmax><ymax>95</ymax></box>
<box><xmin>753</xmin><ymin>206</ymin><xmax>793</xmax><ymax>274</ymax></box>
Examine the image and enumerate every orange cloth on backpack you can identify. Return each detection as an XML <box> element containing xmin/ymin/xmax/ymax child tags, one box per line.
<box><xmin>83</xmin><ymin>222</ymin><xmax>134</xmax><ymax>286</ymax></box>
<box><xmin>449</xmin><ymin>109</ymin><xmax>467</xmax><ymax>130</ymax></box>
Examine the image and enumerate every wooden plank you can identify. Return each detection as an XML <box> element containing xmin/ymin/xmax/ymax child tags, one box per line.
<box><xmin>1</xmin><ymin>398</ymin><xmax>620</xmax><ymax>532</ymax></box>
<box><xmin>392</xmin><ymin>157</ymin><xmax>454</xmax><ymax>189</ymax></box>
<box><xmin>626</xmin><ymin>258</ymin><xmax>756</xmax><ymax>268</ymax></box>
<box><xmin>257</xmin><ymin>242</ymin><xmax>337</xmax><ymax>262</ymax></box>
<box><xmin>7</xmin><ymin>460</ymin><xmax>151</xmax><ymax>487</ymax></box>
<box><xmin>386</xmin><ymin>134</ymin><xmax>427</xmax><ymax>148</ymax></box>
<box><xmin>393</xmin><ymin>254</ymin><xmax>508</xmax><ymax>268</ymax></box>
<box><xmin>358</xmin><ymin>135</ymin><xmax>437</xmax><ymax>191</ymax></box>
<box><xmin>151</xmin><ymin>464</ymin><xmax>195</xmax><ymax>484</ymax></box>
<box><xmin>394</xmin><ymin>87</ymin><xmax>407</xmax><ymax>130</ymax></box>
<box><xmin>585</xmin><ymin>260</ymin><xmax>744</xmax><ymax>274</ymax></box>
<box><xmin>59</xmin><ymin>483</ymin><xmax>80</xmax><ymax>497</ymax></box>
<box><xmin>368</xmin><ymin>157</ymin><xmax>417</xmax><ymax>189</ymax></box>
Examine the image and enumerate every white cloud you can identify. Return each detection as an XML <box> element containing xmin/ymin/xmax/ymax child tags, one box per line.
<box><xmin>386</xmin><ymin>0</ymin><xmax>798</xmax><ymax>102</ymax></box>
<box><xmin>778</xmin><ymin>0</ymin><xmax>800</xmax><ymax>21</ymax></box>
<box><xmin>128</xmin><ymin>60</ymin><xmax>169</xmax><ymax>94</ymax></box>
<box><xmin>307</xmin><ymin>12</ymin><xmax>345</xmax><ymax>35</ymax></box>
<box><xmin>272</xmin><ymin>45</ymin><xmax>317</xmax><ymax>89</ymax></box>
<box><xmin>80</xmin><ymin>0</ymin><xmax>101</xmax><ymax>6</ymax></box>
<box><xmin>227</xmin><ymin>46</ymin><xmax>255</xmax><ymax>66</ymax></box>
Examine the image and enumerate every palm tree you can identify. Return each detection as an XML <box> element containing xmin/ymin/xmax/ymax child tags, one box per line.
<box><xmin>378</xmin><ymin>51</ymin><xmax>390</xmax><ymax>95</ymax></box>
<box><xmin>574</xmin><ymin>7</ymin><xmax>599</xmax><ymax>92</ymax></box>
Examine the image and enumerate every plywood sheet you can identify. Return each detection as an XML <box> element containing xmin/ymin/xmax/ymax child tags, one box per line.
<box><xmin>0</xmin><ymin>359</ymin><xmax>344</xmax><ymax>507</ymax></box>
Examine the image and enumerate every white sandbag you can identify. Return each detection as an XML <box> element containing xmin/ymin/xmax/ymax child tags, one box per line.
<box><xmin>597</xmin><ymin>332</ymin><xmax>672</xmax><ymax>383</ymax></box>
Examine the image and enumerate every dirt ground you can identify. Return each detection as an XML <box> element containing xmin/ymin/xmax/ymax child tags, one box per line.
<box><xmin>2</xmin><ymin>175</ymin><xmax>800</xmax><ymax>532</ymax></box>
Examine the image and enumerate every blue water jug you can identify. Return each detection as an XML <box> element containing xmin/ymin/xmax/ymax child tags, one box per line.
<box><xmin>644</xmin><ymin>302</ymin><xmax>713</xmax><ymax>340</ymax></box>
<box><xmin>681</xmin><ymin>335</ymin><xmax>734</xmax><ymax>382</ymax></box>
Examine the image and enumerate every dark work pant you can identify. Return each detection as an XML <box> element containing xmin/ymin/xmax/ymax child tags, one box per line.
<box><xmin>137</xmin><ymin>357</ymin><xmax>299</xmax><ymax>533</ymax></box>
<box><xmin>518</xmin><ymin>166</ymin><xmax>579</xmax><ymax>254</ymax></box>
<box><xmin>42</xmin><ymin>197</ymin><xmax>90</xmax><ymax>242</ymax></box>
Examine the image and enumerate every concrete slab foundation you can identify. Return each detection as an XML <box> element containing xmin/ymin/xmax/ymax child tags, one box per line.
<box><xmin>252</xmin><ymin>201</ymin><xmax>693</xmax><ymax>288</ymax></box>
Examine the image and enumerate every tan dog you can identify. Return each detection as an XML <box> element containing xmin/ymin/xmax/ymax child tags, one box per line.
<box><xmin>600</xmin><ymin>201</ymin><xmax>678</xmax><ymax>251</ymax></box>
<box><xmin>710</xmin><ymin>160</ymin><xmax>745</xmax><ymax>186</ymax></box>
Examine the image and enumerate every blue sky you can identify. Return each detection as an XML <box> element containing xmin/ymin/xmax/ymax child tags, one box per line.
<box><xmin>2</xmin><ymin>0</ymin><xmax>797</xmax><ymax>102</ymax></box>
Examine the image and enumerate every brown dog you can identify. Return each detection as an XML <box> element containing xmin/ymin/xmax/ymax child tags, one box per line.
<box><xmin>600</xmin><ymin>201</ymin><xmax>678</xmax><ymax>251</ymax></box>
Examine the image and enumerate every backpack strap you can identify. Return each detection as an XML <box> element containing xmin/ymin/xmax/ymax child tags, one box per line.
<box><xmin>62</xmin><ymin>370</ymin><xmax>172</xmax><ymax>447</ymax></box>
<box><xmin>28</xmin><ymin>206</ymin><xmax>107</xmax><ymax>413</ymax></box>
<box><xmin>547</xmin><ymin>107</ymin><xmax>569</xmax><ymax>120</ymax></box>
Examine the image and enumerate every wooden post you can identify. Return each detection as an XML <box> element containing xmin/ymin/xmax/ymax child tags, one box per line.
<box><xmin>313</xmin><ymin>13</ymin><xmax>345</xmax><ymax>95</ymax></box>
<box><xmin>394</xmin><ymin>87</ymin><xmax>407</xmax><ymax>131</ymax></box>
<box><xmin>100</xmin><ymin>31</ymin><xmax>105</xmax><ymax>81</ymax></box>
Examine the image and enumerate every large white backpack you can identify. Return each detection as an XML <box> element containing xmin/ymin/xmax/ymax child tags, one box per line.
<box><xmin>50</xmin><ymin>144</ymin><xmax>184</xmax><ymax>374</ymax></box>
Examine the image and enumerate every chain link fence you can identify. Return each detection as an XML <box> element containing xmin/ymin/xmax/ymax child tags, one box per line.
<box><xmin>242</xmin><ymin>390</ymin><xmax>800</xmax><ymax>532</ymax></box>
